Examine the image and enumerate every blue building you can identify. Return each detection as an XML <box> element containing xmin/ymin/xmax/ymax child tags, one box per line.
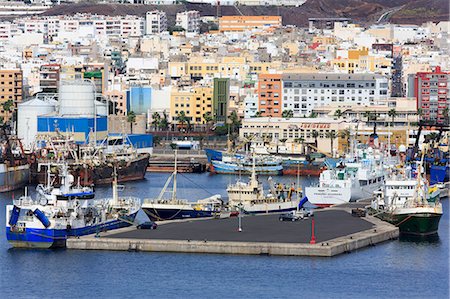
<box><xmin>37</xmin><ymin>115</ymin><xmax>108</xmax><ymax>144</ymax></box>
<box><xmin>126</xmin><ymin>86</ymin><xmax>151</xmax><ymax>115</ymax></box>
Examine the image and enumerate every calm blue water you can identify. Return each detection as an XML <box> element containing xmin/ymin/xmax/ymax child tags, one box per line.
<box><xmin>0</xmin><ymin>173</ymin><xmax>448</xmax><ymax>299</ymax></box>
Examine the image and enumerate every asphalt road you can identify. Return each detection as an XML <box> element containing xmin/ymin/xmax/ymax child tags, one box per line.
<box><xmin>107</xmin><ymin>210</ymin><xmax>374</xmax><ymax>244</ymax></box>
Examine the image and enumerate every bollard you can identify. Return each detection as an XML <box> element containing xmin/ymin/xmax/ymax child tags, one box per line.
<box><xmin>310</xmin><ymin>215</ymin><xmax>316</xmax><ymax>244</ymax></box>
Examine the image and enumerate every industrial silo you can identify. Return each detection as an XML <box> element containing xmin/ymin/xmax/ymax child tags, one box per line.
<box><xmin>17</xmin><ymin>97</ymin><xmax>56</xmax><ymax>149</ymax></box>
<box><xmin>59</xmin><ymin>80</ymin><xmax>96</xmax><ymax>116</ymax></box>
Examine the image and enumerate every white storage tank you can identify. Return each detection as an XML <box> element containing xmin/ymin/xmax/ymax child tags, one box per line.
<box><xmin>95</xmin><ymin>100</ymin><xmax>107</xmax><ymax>116</ymax></box>
<box><xmin>17</xmin><ymin>98</ymin><xmax>56</xmax><ymax>149</ymax></box>
<box><xmin>59</xmin><ymin>80</ymin><xmax>95</xmax><ymax>116</ymax></box>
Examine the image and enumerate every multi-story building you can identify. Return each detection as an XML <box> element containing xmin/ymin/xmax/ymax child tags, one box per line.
<box><xmin>145</xmin><ymin>10</ymin><xmax>167</xmax><ymax>35</ymax></box>
<box><xmin>39</xmin><ymin>64</ymin><xmax>60</xmax><ymax>93</ymax></box>
<box><xmin>176</xmin><ymin>11</ymin><xmax>200</xmax><ymax>34</ymax></box>
<box><xmin>213</xmin><ymin>78</ymin><xmax>230</xmax><ymax>122</ymax></box>
<box><xmin>258</xmin><ymin>74</ymin><xmax>282</xmax><ymax>117</ymax></box>
<box><xmin>0</xmin><ymin>70</ymin><xmax>23</xmax><ymax>122</ymax></box>
<box><xmin>170</xmin><ymin>86</ymin><xmax>213</xmax><ymax>125</ymax></box>
<box><xmin>408</xmin><ymin>66</ymin><xmax>449</xmax><ymax>124</ymax></box>
<box><xmin>127</xmin><ymin>86</ymin><xmax>151</xmax><ymax>115</ymax></box>
<box><xmin>219</xmin><ymin>16</ymin><xmax>282</xmax><ymax>32</ymax></box>
<box><xmin>282</xmin><ymin>73</ymin><xmax>389</xmax><ymax>117</ymax></box>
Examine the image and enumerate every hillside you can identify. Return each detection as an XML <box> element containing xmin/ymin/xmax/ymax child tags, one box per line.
<box><xmin>38</xmin><ymin>0</ymin><xmax>448</xmax><ymax>27</ymax></box>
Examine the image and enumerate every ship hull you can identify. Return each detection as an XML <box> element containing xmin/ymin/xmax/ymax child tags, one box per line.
<box><xmin>6</xmin><ymin>211</ymin><xmax>138</xmax><ymax>248</ymax></box>
<box><xmin>305</xmin><ymin>187</ymin><xmax>352</xmax><ymax>207</ymax></box>
<box><xmin>32</xmin><ymin>154</ymin><xmax>149</xmax><ymax>186</ymax></box>
<box><xmin>211</xmin><ymin>160</ymin><xmax>282</xmax><ymax>175</ymax></box>
<box><xmin>240</xmin><ymin>201</ymin><xmax>299</xmax><ymax>214</ymax></box>
<box><xmin>282</xmin><ymin>164</ymin><xmax>324</xmax><ymax>176</ymax></box>
<box><xmin>378</xmin><ymin>212</ymin><xmax>442</xmax><ymax>235</ymax></box>
<box><xmin>142</xmin><ymin>206</ymin><xmax>214</xmax><ymax>221</ymax></box>
<box><xmin>0</xmin><ymin>164</ymin><xmax>30</xmax><ymax>193</ymax></box>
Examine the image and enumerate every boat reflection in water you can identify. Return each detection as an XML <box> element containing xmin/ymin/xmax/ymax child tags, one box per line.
<box><xmin>399</xmin><ymin>233</ymin><xmax>440</xmax><ymax>244</ymax></box>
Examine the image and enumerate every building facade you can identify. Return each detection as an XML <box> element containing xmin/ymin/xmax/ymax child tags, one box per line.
<box><xmin>408</xmin><ymin>66</ymin><xmax>449</xmax><ymax>124</ymax></box>
<box><xmin>258</xmin><ymin>73</ymin><xmax>282</xmax><ymax>117</ymax></box>
<box><xmin>219</xmin><ymin>16</ymin><xmax>282</xmax><ymax>32</ymax></box>
<box><xmin>213</xmin><ymin>78</ymin><xmax>230</xmax><ymax>122</ymax></box>
<box><xmin>0</xmin><ymin>69</ymin><xmax>22</xmax><ymax>122</ymax></box>
<box><xmin>282</xmin><ymin>73</ymin><xmax>389</xmax><ymax>117</ymax></box>
<box><xmin>145</xmin><ymin>10</ymin><xmax>167</xmax><ymax>35</ymax></box>
<box><xmin>176</xmin><ymin>11</ymin><xmax>200</xmax><ymax>34</ymax></box>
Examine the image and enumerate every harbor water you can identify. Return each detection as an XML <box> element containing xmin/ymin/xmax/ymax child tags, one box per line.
<box><xmin>0</xmin><ymin>173</ymin><xmax>448</xmax><ymax>298</ymax></box>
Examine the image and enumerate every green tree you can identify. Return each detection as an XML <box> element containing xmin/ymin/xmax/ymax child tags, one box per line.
<box><xmin>228</xmin><ymin>111</ymin><xmax>240</xmax><ymax>134</ymax></box>
<box><xmin>177</xmin><ymin>111</ymin><xmax>188</xmax><ymax>132</ymax></box>
<box><xmin>203</xmin><ymin>111</ymin><xmax>213</xmax><ymax>123</ymax></box>
<box><xmin>325</xmin><ymin>131</ymin><xmax>338</xmax><ymax>156</ymax></box>
<box><xmin>363</xmin><ymin>111</ymin><xmax>373</xmax><ymax>123</ymax></box>
<box><xmin>309</xmin><ymin>112</ymin><xmax>318</xmax><ymax>118</ymax></box>
<box><xmin>159</xmin><ymin>110</ymin><xmax>169</xmax><ymax>130</ymax></box>
<box><xmin>127</xmin><ymin>111</ymin><xmax>136</xmax><ymax>134</ymax></box>
<box><xmin>340</xmin><ymin>128</ymin><xmax>351</xmax><ymax>151</ymax></box>
<box><xmin>311</xmin><ymin>130</ymin><xmax>319</xmax><ymax>149</ymax></box>
<box><xmin>282</xmin><ymin>109</ymin><xmax>294</xmax><ymax>118</ymax></box>
<box><xmin>2</xmin><ymin>99</ymin><xmax>14</xmax><ymax>123</ymax></box>
<box><xmin>388</xmin><ymin>108</ymin><xmax>397</xmax><ymax>127</ymax></box>
<box><xmin>151</xmin><ymin>112</ymin><xmax>161</xmax><ymax>131</ymax></box>
<box><xmin>334</xmin><ymin>109</ymin><xmax>343</xmax><ymax>119</ymax></box>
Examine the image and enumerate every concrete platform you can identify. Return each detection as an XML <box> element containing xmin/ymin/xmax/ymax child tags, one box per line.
<box><xmin>67</xmin><ymin>208</ymin><xmax>399</xmax><ymax>257</ymax></box>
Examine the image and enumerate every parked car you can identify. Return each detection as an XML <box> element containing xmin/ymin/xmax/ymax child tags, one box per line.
<box><xmin>137</xmin><ymin>221</ymin><xmax>158</xmax><ymax>229</ymax></box>
<box><xmin>279</xmin><ymin>212</ymin><xmax>299</xmax><ymax>222</ymax></box>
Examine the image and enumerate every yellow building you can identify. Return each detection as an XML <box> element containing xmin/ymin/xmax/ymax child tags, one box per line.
<box><xmin>0</xmin><ymin>69</ymin><xmax>22</xmax><ymax>122</ymax></box>
<box><xmin>219</xmin><ymin>16</ymin><xmax>282</xmax><ymax>32</ymax></box>
<box><xmin>170</xmin><ymin>86</ymin><xmax>213</xmax><ymax>125</ymax></box>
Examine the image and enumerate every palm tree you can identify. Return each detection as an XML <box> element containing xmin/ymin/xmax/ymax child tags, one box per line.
<box><xmin>325</xmin><ymin>131</ymin><xmax>337</xmax><ymax>156</ymax></box>
<box><xmin>151</xmin><ymin>112</ymin><xmax>161</xmax><ymax>131</ymax></box>
<box><xmin>334</xmin><ymin>109</ymin><xmax>343</xmax><ymax>119</ymax></box>
<box><xmin>311</xmin><ymin>130</ymin><xmax>319</xmax><ymax>149</ymax></box>
<box><xmin>127</xmin><ymin>111</ymin><xmax>136</xmax><ymax>134</ymax></box>
<box><xmin>228</xmin><ymin>111</ymin><xmax>240</xmax><ymax>134</ymax></box>
<box><xmin>282</xmin><ymin>109</ymin><xmax>294</xmax><ymax>118</ymax></box>
<box><xmin>203</xmin><ymin>111</ymin><xmax>213</xmax><ymax>124</ymax></box>
<box><xmin>177</xmin><ymin>111</ymin><xmax>187</xmax><ymax>132</ymax></box>
<box><xmin>388</xmin><ymin>108</ymin><xmax>397</xmax><ymax>127</ymax></box>
<box><xmin>340</xmin><ymin>128</ymin><xmax>351</xmax><ymax>151</ymax></box>
<box><xmin>2</xmin><ymin>99</ymin><xmax>14</xmax><ymax>123</ymax></box>
<box><xmin>363</xmin><ymin>111</ymin><xmax>373</xmax><ymax>123</ymax></box>
<box><xmin>309</xmin><ymin>112</ymin><xmax>318</xmax><ymax>118</ymax></box>
<box><xmin>159</xmin><ymin>110</ymin><xmax>169</xmax><ymax>131</ymax></box>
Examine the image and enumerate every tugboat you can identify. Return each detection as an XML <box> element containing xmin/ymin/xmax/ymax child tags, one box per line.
<box><xmin>226</xmin><ymin>154</ymin><xmax>301</xmax><ymax>214</ymax></box>
<box><xmin>5</xmin><ymin>163</ymin><xmax>140</xmax><ymax>248</ymax></box>
<box><xmin>371</xmin><ymin>156</ymin><xmax>443</xmax><ymax>236</ymax></box>
<box><xmin>142</xmin><ymin>150</ymin><xmax>223</xmax><ymax>221</ymax></box>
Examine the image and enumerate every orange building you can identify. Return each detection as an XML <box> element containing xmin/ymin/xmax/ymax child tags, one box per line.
<box><xmin>258</xmin><ymin>74</ymin><xmax>282</xmax><ymax>117</ymax></box>
<box><xmin>219</xmin><ymin>16</ymin><xmax>282</xmax><ymax>32</ymax></box>
<box><xmin>0</xmin><ymin>69</ymin><xmax>22</xmax><ymax>122</ymax></box>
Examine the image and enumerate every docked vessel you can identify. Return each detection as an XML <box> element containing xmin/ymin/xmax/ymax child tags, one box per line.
<box><xmin>305</xmin><ymin>148</ymin><xmax>386</xmax><ymax>207</ymax></box>
<box><xmin>0</xmin><ymin>125</ymin><xmax>30</xmax><ymax>192</ymax></box>
<box><xmin>211</xmin><ymin>156</ymin><xmax>283</xmax><ymax>175</ymax></box>
<box><xmin>30</xmin><ymin>133</ymin><xmax>149</xmax><ymax>186</ymax></box>
<box><xmin>142</xmin><ymin>151</ymin><xmax>223</xmax><ymax>221</ymax></box>
<box><xmin>226</xmin><ymin>155</ymin><xmax>301</xmax><ymax>214</ymax></box>
<box><xmin>5</xmin><ymin>163</ymin><xmax>140</xmax><ymax>248</ymax></box>
<box><xmin>371</xmin><ymin>161</ymin><xmax>442</xmax><ymax>235</ymax></box>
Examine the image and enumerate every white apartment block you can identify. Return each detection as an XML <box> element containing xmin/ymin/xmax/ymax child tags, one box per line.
<box><xmin>145</xmin><ymin>10</ymin><xmax>167</xmax><ymax>35</ymax></box>
<box><xmin>282</xmin><ymin>73</ymin><xmax>389</xmax><ymax>117</ymax></box>
<box><xmin>244</xmin><ymin>93</ymin><xmax>259</xmax><ymax>118</ymax></box>
<box><xmin>176</xmin><ymin>11</ymin><xmax>200</xmax><ymax>34</ymax></box>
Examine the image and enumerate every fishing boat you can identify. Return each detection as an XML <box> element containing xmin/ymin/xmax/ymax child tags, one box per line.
<box><xmin>5</xmin><ymin>163</ymin><xmax>140</xmax><ymax>248</ymax></box>
<box><xmin>371</xmin><ymin>160</ymin><xmax>443</xmax><ymax>236</ymax></box>
<box><xmin>142</xmin><ymin>151</ymin><xmax>223</xmax><ymax>221</ymax></box>
<box><xmin>305</xmin><ymin>148</ymin><xmax>386</xmax><ymax>207</ymax></box>
<box><xmin>0</xmin><ymin>125</ymin><xmax>30</xmax><ymax>192</ymax></box>
<box><xmin>210</xmin><ymin>154</ymin><xmax>283</xmax><ymax>175</ymax></box>
<box><xmin>226</xmin><ymin>155</ymin><xmax>301</xmax><ymax>214</ymax></box>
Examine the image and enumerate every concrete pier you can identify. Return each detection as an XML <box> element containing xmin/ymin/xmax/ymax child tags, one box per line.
<box><xmin>67</xmin><ymin>207</ymin><xmax>399</xmax><ymax>257</ymax></box>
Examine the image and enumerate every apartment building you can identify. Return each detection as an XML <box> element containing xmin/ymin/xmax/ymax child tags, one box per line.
<box><xmin>0</xmin><ymin>70</ymin><xmax>23</xmax><ymax>122</ymax></box>
<box><xmin>258</xmin><ymin>74</ymin><xmax>282</xmax><ymax>117</ymax></box>
<box><xmin>145</xmin><ymin>10</ymin><xmax>167</xmax><ymax>35</ymax></box>
<box><xmin>176</xmin><ymin>11</ymin><xmax>200</xmax><ymax>34</ymax></box>
<box><xmin>170</xmin><ymin>86</ymin><xmax>213</xmax><ymax>125</ymax></box>
<box><xmin>408</xmin><ymin>66</ymin><xmax>449</xmax><ymax>124</ymax></box>
<box><xmin>219</xmin><ymin>16</ymin><xmax>282</xmax><ymax>32</ymax></box>
<box><xmin>39</xmin><ymin>64</ymin><xmax>60</xmax><ymax>93</ymax></box>
<box><xmin>282</xmin><ymin>73</ymin><xmax>389</xmax><ymax>117</ymax></box>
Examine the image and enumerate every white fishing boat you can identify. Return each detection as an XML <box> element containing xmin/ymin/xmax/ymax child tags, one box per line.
<box><xmin>226</xmin><ymin>155</ymin><xmax>301</xmax><ymax>214</ymax></box>
<box><xmin>142</xmin><ymin>151</ymin><xmax>223</xmax><ymax>221</ymax></box>
<box><xmin>305</xmin><ymin>148</ymin><xmax>386</xmax><ymax>207</ymax></box>
<box><xmin>5</xmin><ymin>163</ymin><xmax>140</xmax><ymax>248</ymax></box>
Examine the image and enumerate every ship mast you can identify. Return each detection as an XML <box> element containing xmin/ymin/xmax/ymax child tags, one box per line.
<box><xmin>172</xmin><ymin>149</ymin><xmax>177</xmax><ymax>201</ymax></box>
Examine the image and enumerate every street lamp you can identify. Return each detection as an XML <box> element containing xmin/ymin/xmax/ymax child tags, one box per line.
<box><xmin>237</xmin><ymin>202</ymin><xmax>243</xmax><ymax>232</ymax></box>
